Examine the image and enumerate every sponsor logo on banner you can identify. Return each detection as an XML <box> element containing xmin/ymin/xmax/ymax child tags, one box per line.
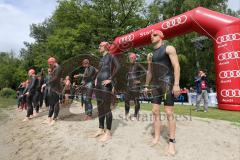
<box><xmin>219</xmin><ymin>61</ymin><xmax>229</xmax><ymax>65</ymax></box>
<box><xmin>222</xmin><ymin>98</ymin><xmax>233</xmax><ymax>102</ymax></box>
<box><xmin>161</xmin><ymin>15</ymin><xmax>187</xmax><ymax>30</ymax></box>
<box><xmin>216</xmin><ymin>33</ymin><xmax>240</xmax><ymax>44</ymax></box>
<box><xmin>221</xmin><ymin>89</ymin><xmax>240</xmax><ymax>98</ymax></box>
<box><xmin>119</xmin><ymin>34</ymin><xmax>134</xmax><ymax>43</ymax></box>
<box><xmin>218</xmin><ymin>51</ymin><xmax>240</xmax><ymax>61</ymax></box>
<box><xmin>220</xmin><ymin>79</ymin><xmax>231</xmax><ymax>83</ymax></box>
<box><xmin>219</xmin><ymin>70</ymin><xmax>240</xmax><ymax>79</ymax></box>
<box><xmin>140</xmin><ymin>29</ymin><xmax>154</xmax><ymax>37</ymax></box>
<box><xmin>118</xmin><ymin>34</ymin><xmax>134</xmax><ymax>50</ymax></box>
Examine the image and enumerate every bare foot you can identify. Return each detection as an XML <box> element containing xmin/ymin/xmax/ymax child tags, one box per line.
<box><xmin>165</xmin><ymin>143</ymin><xmax>176</xmax><ymax>156</ymax></box>
<box><xmin>49</xmin><ymin>120</ymin><xmax>56</xmax><ymax>126</ymax></box>
<box><xmin>90</xmin><ymin>129</ymin><xmax>105</xmax><ymax>138</ymax></box>
<box><xmin>87</xmin><ymin>116</ymin><xmax>93</xmax><ymax>120</ymax></box>
<box><xmin>99</xmin><ymin>131</ymin><xmax>111</xmax><ymax>142</ymax></box>
<box><xmin>84</xmin><ymin>115</ymin><xmax>92</xmax><ymax>121</ymax></box>
<box><xmin>124</xmin><ymin>114</ymin><xmax>129</xmax><ymax>120</ymax></box>
<box><xmin>83</xmin><ymin>115</ymin><xmax>88</xmax><ymax>121</ymax></box>
<box><xmin>43</xmin><ymin>107</ymin><xmax>48</xmax><ymax>111</ymax></box>
<box><xmin>22</xmin><ymin>117</ymin><xmax>30</xmax><ymax>122</ymax></box>
<box><xmin>18</xmin><ymin>109</ymin><xmax>23</xmax><ymax>112</ymax></box>
<box><xmin>33</xmin><ymin>112</ymin><xmax>39</xmax><ymax>117</ymax></box>
<box><xmin>130</xmin><ymin>116</ymin><xmax>137</xmax><ymax>121</ymax></box>
<box><xmin>42</xmin><ymin>118</ymin><xmax>51</xmax><ymax>124</ymax></box>
<box><xmin>150</xmin><ymin>139</ymin><xmax>160</xmax><ymax>147</ymax></box>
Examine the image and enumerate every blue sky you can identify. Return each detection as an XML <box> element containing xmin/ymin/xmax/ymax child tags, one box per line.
<box><xmin>0</xmin><ymin>0</ymin><xmax>239</xmax><ymax>54</ymax></box>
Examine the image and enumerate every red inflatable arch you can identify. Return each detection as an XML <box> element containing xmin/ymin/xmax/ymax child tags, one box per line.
<box><xmin>109</xmin><ymin>7</ymin><xmax>240</xmax><ymax>111</ymax></box>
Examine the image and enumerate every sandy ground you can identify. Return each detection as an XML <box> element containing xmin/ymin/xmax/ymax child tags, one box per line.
<box><xmin>0</xmin><ymin>103</ymin><xmax>239</xmax><ymax>160</ymax></box>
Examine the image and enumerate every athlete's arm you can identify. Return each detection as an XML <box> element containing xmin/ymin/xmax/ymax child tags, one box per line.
<box><xmin>109</xmin><ymin>55</ymin><xmax>121</xmax><ymax>80</ymax></box>
<box><xmin>26</xmin><ymin>77</ymin><xmax>36</xmax><ymax>95</ymax></box>
<box><xmin>145</xmin><ymin>54</ymin><xmax>152</xmax><ymax>86</ymax></box>
<box><xmin>138</xmin><ymin>63</ymin><xmax>147</xmax><ymax>82</ymax></box>
<box><xmin>48</xmin><ymin>65</ymin><xmax>62</xmax><ymax>84</ymax></box>
<box><xmin>166</xmin><ymin>45</ymin><xmax>181</xmax><ymax>97</ymax></box>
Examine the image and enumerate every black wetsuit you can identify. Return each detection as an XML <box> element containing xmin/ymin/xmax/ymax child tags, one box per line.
<box><xmin>38</xmin><ymin>76</ymin><xmax>44</xmax><ymax>108</ymax></box>
<box><xmin>125</xmin><ymin>63</ymin><xmax>146</xmax><ymax>117</ymax></box>
<box><xmin>151</xmin><ymin>45</ymin><xmax>174</xmax><ymax>106</ymax></box>
<box><xmin>81</xmin><ymin>65</ymin><xmax>97</xmax><ymax>116</ymax></box>
<box><xmin>95</xmin><ymin>53</ymin><xmax>120</xmax><ymax>130</ymax></box>
<box><xmin>23</xmin><ymin>76</ymin><xmax>39</xmax><ymax>117</ymax></box>
<box><xmin>17</xmin><ymin>84</ymin><xmax>26</xmax><ymax>109</ymax></box>
<box><xmin>47</xmin><ymin>64</ymin><xmax>62</xmax><ymax>120</ymax></box>
<box><xmin>43</xmin><ymin>75</ymin><xmax>51</xmax><ymax>107</ymax></box>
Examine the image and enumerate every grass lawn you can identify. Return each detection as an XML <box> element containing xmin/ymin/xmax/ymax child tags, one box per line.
<box><xmin>0</xmin><ymin>97</ymin><xmax>16</xmax><ymax>109</ymax></box>
<box><xmin>89</xmin><ymin>100</ymin><xmax>240</xmax><ymax>123</ymax></box>
<box><xmin>115</xmin><ymin>102</ymin><xmax>240</xmax><ymax>124</ymax></box>
<box><xmin>0</xmin><ymin>97</ymin><xmax>239</xmax><ymax>124</ymax></box>
<box><xmin>0</xmin><ymin>97</ymin><xmax>16</xmax><ymax>120</ymax></box>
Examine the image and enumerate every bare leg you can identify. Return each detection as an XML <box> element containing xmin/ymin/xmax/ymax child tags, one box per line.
<box><xmin>151</xmin><ymin>104</ymin><xmax>161</xmax><ymax>146</ymax></box>
<box><xmin>165</xmin><ymin>106</ymin><xmax>176</xmax><ymax>156</ymax></box>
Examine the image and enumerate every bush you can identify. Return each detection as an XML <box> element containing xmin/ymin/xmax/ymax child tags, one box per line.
<box><xmin>0</xmin><ymin>88</ymin><xmax>16</xmax><ymax>98</ymax></box>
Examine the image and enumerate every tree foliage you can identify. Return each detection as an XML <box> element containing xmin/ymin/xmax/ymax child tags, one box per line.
<box><xmin>0</xmin><ymin>0</ymin><xmax>239</xmax><ymax>91</ymax></box>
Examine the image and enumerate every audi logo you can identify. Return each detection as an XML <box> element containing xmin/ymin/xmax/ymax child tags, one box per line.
<box><xmin>161</xmin><ymin>15</ymin><xmax>187</xmax><ymax>30</ymax></box>
<box><xmin>216</xmin><ymin>33</ymin><xmax>240</xmax><ymax>44</ymax></box>
<box><xmin>219</xmin><ymin>70</ymin><xmax>240</xmax><ymax>79</ymax></box>
<box><xmin>118</xmin><ymin>41</ymin><xmax>134</xmax><ymax>51</ymax></box>
<box><xmin>218</xmin><ymin>51</ymin><xmax>240</xmax><ymax>61</ymax></box>
<box><xmin>221</xmin><ymin>89</ymin><xmax>240</xmax><ymax>97</ymax></box>
<box><xmin>117</xmin><ymin>34</ymin><xmax>135</xmax><ymax>51</ymax></box>
<box><xmin>119</xmin><ymin>34</ymin><xmax>134</xmax><ymax>44</ymax></box>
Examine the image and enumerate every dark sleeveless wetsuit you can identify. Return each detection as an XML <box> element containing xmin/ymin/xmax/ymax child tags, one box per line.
<box><xmin>151</xmin><ymin>45</ymin><xmax>175</xmax><ymax>106</ymax></box>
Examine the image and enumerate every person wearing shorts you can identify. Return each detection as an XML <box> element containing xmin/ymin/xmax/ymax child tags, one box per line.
<box><xmin>144</xmin><ymin>30</ymin><xmax>180</xmax><ymax>156</ymax></box>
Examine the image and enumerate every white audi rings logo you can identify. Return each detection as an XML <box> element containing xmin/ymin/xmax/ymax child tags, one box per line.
<box><xmin>218</xmin><ymin>51</ymin><xmax>240</xmax><ymax>61</ymax></box>
<box><xmin>118</xmin><ymin>34</ymin><xmax>134</xmax><ymax>51</ymax></box>
<box><xmin>161</xmin><ymin>15</ymin><xmax>187</xmax><ymax>30</ymax></box>
<box><xmin>216</xmin><ymin>33</ymin><xmax>240</xmax><ymax>44</ymax></box>
<box><xmin>119</xmin><ymin>34</ymin><xmax>134</xmax><ymax>44</ymax></box>
<box><xmin>219</xmin><ymin>70</ymin><xmax>240</xmax><ymax>79</ymax></box>
<box><xmin>221</xmin><ymin>89</ymin><xmax>240</xmax><ymax>97</ymax></box>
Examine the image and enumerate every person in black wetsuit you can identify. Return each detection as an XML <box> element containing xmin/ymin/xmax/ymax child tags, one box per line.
<box><xmin>23</xmin><ymin>69</ymin><xmax>40</xmax><ymax>122</ymax></box>
<box><xmin>92</xmin><ymin>41</ymin><xmax>120</xmax><ymax>142</ymax></box>
<box><xmin>41</xmin><ymin>68</ymin><xmax>52</xmax><ymax>108</ymax></box>
<box><xmin>17</xmin><ymin>81</ymin><xmax>27</xmax><ymax>111</ymax></box>
<box><xmin>74</xmin><ymin>59</ymin><xmax>97</xmax><ymax>120</ymax></box>
<box><xmin>144</xmin><ymin>30</ymin><xmax>180</xmax><ymax>155</ymax></box>
<box><xmin>42</xmin><ymin>57</ymin><xmax>62</xmax><ymax>125</ymax></box>
<box><xmin>38</xmin><ymin>68</ymin><xmax>45</xmax><ymax>111</ymax></box>
<box><xmin>125</xmin><ymin>52</ymin><xmax>146</xmax><ymax>120</ymax></box>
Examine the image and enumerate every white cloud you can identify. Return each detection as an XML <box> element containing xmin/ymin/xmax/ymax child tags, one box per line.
<box><xmin>0</xmin><ymin>0</ymin><xmax>57</xmax><ymax>54</ymax></box>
